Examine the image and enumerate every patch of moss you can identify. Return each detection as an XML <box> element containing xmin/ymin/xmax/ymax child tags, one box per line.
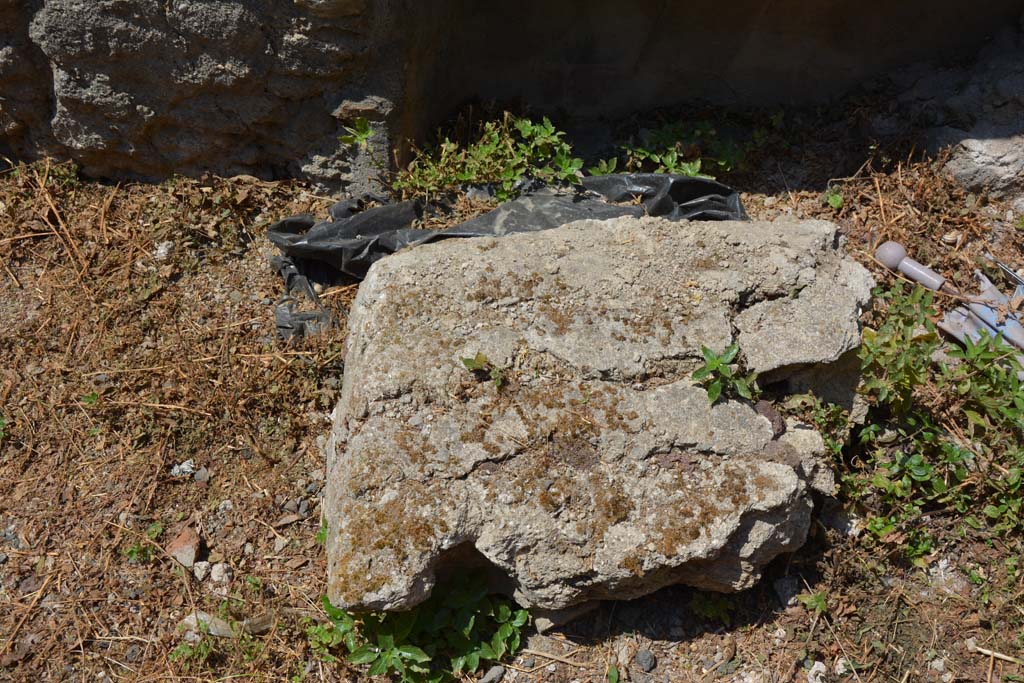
<box><xmin>332</xmin><ymin>482</ymin><xmax>449</xmax><ymax>606</ymax></box>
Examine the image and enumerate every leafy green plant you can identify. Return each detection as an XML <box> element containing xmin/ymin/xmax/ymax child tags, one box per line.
<box><xmin>395</xmin><ymin>114</ymin><xmax>583</xmax><ymax>202</ymax></box>
<box><xmin>0</xmin><ymin>415</ymin><xmax>6</xmax><ymax>442</ymax></box>
<box><xmin>692</xmin><ymin>343</ymin><xmax>759</xmax><ymax>403</ymax></box>
<box><xmin>462</xmin><ymin>352</ymin><xmax>506</xmax><ymax>391</ymax></box>
<box><xmin>588</xmin><ymin>157</ymin><xmax>618</xmax><ymax>176</ymax></box>
<box><xmin>798</xmin><ymin>591</ymin><xmax>829</xmax><ymax>615</ymax></box>
<box><xmin>170</xmin><ymin>635</ymin><xmax>215</xmax><ymax>670</ymax></box>
<box><xmin>825</xmin><ymin>187</ymin><xmax>844</xmax><ymax>210</ymax></box>
<box><xmin>80</xmin><ymin>391</ymin><xmax>100</xmax><ymax>406</ymax></box>
<box><xmin>850</xmin><ymin>282</ymin><xmax>1024</xmax><ymax>556</ymax></box>
<box><xmin>340</xmin><ymin>117</ymin><xmax>375</xmax><ymax>148</ymax></box>
<box><xmin>622</xmin><ymin>145</ymin><xmax>708</xmax><ymax>177</ymax></box>
<box><xmin>607</xmin><ymin>664</ymin><xmax>620</xmax><ymax>683</ymax></box>
<box><xmin>859</xmin><ymin>285</ymin><xmax>940</xmax><ymax>415</ymax></box>
<box><xmin>811</xmin><ymin>400</ymin><xmax>849</xmax><ymax>457</ymax></box>
<box><xmin>315</xmin><ymin>518</ymin><xmax>328</xmax><ymax>545</ymax></box>
<box><xmin>617</xmin><ymin>119</ymin><xmax>753</xmax><ymax>177</ymax></box>
<box><xmin>124</xmin><ymin>521</ymin><xmax>164</xmax><ymax>564</ymax></box>
<box><xmin>313</xmin><ymin>575</ymin><xmax>529</xmax><ymax>683</ymax></box>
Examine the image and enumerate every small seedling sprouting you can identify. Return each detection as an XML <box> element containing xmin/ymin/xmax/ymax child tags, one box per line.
<box><xmin>798</xmin><ymin>591</ymin><xmax>829</xmax><ymax>615</ymax></box>
<box><xmin>340</xmin><ymin>117</ymin><xmax>374</xmax><ymax>148</ymax></box>
<box><xmin>588</xmin><ymin>157</ymin><xmax>618</xmax><ymax>176</ymax></box>
<box><xmin>124</xmin><ymin>521</ymin><xmax>164</xmax><ymax>564</ymax></box>
<box><xmin>461</xmin><ymin>352</ymin><xmax>506</xmax><ymax>390</ymax></box>
<box><xmin>825</xmin><ymin>187</ymin><xmax>844</xmax><ymax>210</ymax></box>
<box><xmin>691</xmin><ymin>343</ymin><xmax>759</xmax><ymax>403</ymax></box>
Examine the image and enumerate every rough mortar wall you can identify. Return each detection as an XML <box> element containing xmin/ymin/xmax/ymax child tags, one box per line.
<box><xmin>1</xmin><ymin>0</ymin><xmax>1021</xmax><ymax>191</ymax></box>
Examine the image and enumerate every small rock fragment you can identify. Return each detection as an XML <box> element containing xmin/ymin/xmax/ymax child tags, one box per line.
<box><xmin>273</xmin><ymin>513</ymin><xmax>303</xmax><ymax>528</ymax></box>
<box><xmin>166</xmin><ymin>528</ymin><xmax>201</xmax><ymax>569</ymax></box>
<box><xmin>520</xmin><ymin>657</ymin><xmax>536</xmax><ymax>669</ymax></box>
<box><xmin>210</xmin><ymin>563</ymin><xmax>233</xmax><ymax>584</ymax></box>
<box><xmin>193</xmin><ymin>467</ymin><xmax>210</xmax><ymax>484</ymax></box>
<box><xmin>807</xmin><ymin>661</ymin><xmax>827</xmax><ymax>683</ymax></box>
<box><xmin>273</xmin><ymin>536</ymin><xmax>290</xmax><ymax>553</ymax></box>
<box><xmin>0</xmin><ymin>552</ymin><xmax>8</xmax><ymax>565</ymax></box>
<box><xmin>170</xmin><ymin>460</ymin><xmax>195</xmax><ymax>477</ymax></box>
<box><xmin>285</xmin><ymin>557</ymin><xmax>308</xmax><ymax>570</ymax></box>
<box><xmin>154</xmin><ymin>241</ymin><xmax>175</xmax><ymax>261</ymax></box>
<box><xmin>179</xmin><ymin>611</ymin><xmax>234</xmax><ymax>637</ymax></box>
<box><xmin>480</xmin><ymin>665</ymin><xmax>506</xmax><ymax>683</ymax></box>
<box><xmin>634</xmin><ymin>649</ymin><xmax>657</xmax><ymax>673</ymax></box>
<box><xmin>241</xmin><ymin>612</ymin><xmax>275</xmax><ymax>635</ymax></box>
<box><xmin>193</xmin><ymin>561</ymin><xmax>211</xmax><ymax>581</ymax></box>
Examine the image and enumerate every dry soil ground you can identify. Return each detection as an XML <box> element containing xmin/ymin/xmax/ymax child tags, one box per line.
<box><xmin>1</xmin><ymin>125</ymin><xmax>1023</xmax><ymax>683</ymax></box>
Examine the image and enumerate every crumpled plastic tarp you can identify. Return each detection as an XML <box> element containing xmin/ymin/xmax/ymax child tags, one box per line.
<box><xmin>267</xmin><ymin>174</ymin><xmax>748</xmax><ymax>338</ymax></box>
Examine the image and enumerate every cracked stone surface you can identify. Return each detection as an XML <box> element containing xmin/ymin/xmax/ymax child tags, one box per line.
<box><xmin>324</xmin><ymin>216</ymin><xmax>874</xmax><ymax>612</ymax></box>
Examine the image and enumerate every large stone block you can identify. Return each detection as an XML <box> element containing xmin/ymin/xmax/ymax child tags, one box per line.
<box><xmin>324</xmin><ymin>216</ymin><xmax>873</xmax><ymax>612</ymax></box>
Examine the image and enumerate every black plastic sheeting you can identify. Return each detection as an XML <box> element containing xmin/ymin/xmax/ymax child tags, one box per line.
<box><xmin>267</xmin><ymin>174</ymin><xmax>747</xmax><ymax>338</ymax></box>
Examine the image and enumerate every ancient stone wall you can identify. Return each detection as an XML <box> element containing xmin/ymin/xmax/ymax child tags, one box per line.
<box><xmin>1</xmin><ymin>0</ymin><xmax>1021</xmax><ymax>191</ymax></box>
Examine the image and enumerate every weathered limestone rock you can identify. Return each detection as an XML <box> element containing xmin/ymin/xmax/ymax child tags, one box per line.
<box><xmin>324</xmin><ymin>216</ymin><xmax>873</xmax><ymax>612</ymax></box>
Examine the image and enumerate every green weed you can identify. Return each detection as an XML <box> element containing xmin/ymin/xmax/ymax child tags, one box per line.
<box><xmin>811</xmin><ymin>400</ymin><xmax>849</xmax><ymax>457</ymax></box>
<box><xmin>395</xmin><ymin>114</ymin><xmax>582</xmax><ymax>202</ymax></box>
<box><xmin>462</xmin><ymin>352</ymin><xmax>506</xmax><ymax>391</ymax></box>
<box><xmin>797</xmin><ymin>592</ymin><xmax>829</xmax><ymax>615</ymax></box>
<box><xmin>0</xmin><ymin>415</ymin><xmax>7</xmax><ymax>442</ymax></box>
<box><xmin>124</xmin><ymin>521</ymin><xmax>164</xmax><ymax>564</ymax></box>
<box><xmin>312</xmin><ymin>574</ymin><xmax>529</xmax><ymax>683</ymax></box>
<box><xmin>849</xmin><ymin>283</ymin><xmax>1024</xmax><ymax>559</ymax></box>
<box><xmin>692</xmin><ymin>343</ymin><xmax>759</xmax><ymax>404</ymax></box>
<box><xmin>340</xmin><ymin>117</ymin><xmax>375</xmax><ymax>148</ymax></box>
<box><xmin>825</xmin><ymin>187</ymin><xmax>844</xmax><ymax>210</ymax></box>
<box><xmin>622</xmin><ymin>145</ymin><xmax>707</xmax><ymax>177</ymax></box>
<box><xmin>587</xmin><ymin>157</ymin><xmax>618</xmax><ymax>176</ymax></box>
<box><xmin>618</xmin><ymin>120</ymin><xmax>752</xmax><ymax>177</ymax></box>
<box><xmin>170</xmin><ymin>636</ymin><xmax>216</xmax><ymax>670</ymax></box>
